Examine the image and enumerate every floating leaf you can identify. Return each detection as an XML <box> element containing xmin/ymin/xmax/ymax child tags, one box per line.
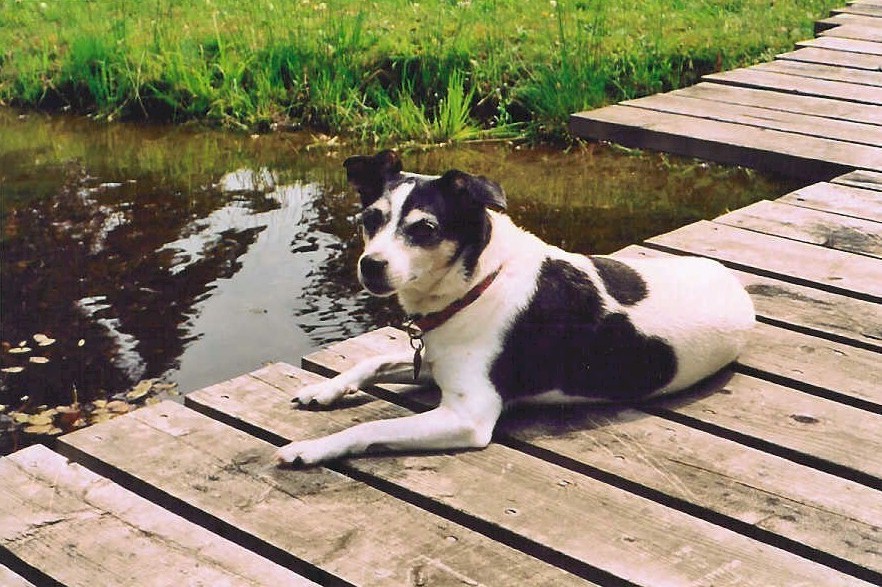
<box><xmin>125</xmin><ymin>379</ymin><xmax>155</xmax><ymax>401</ymax></box>
<box><xmin>29</xmin><ymin>356</ymin><xmax>50</xmax><ymax>364</ymax></box>
<box><xmin>33</xmin><ymin>334</ymin><xmax>56</xmax><ymax>347</ymax></box>
<box><xmin>8</xmin><ymin>347</ymin><xmax>31</xmax><ymax>354</ymax></box>
<box><xmin>27</xmin><ymin>413</ymin><xmax>53</xmax><ymax>427</ymax></box>
<box><xmin>106</xmin><ymin>400</ymin><xmax>130</xmax><ymax>413</ymax></box>
<box><xmin>12</xmin><ymin>413</ymin><xmax>30</xmax><ymax>424</ymax></box>
<box><xmin>23</xmin><ymin>423</ymin><xmax>62</xmax><ymax>436</ymax></box>
<box><xmin>1</xmin><ymin>367</ymin><xmax>24</xmax><ymax>373</ymax></box>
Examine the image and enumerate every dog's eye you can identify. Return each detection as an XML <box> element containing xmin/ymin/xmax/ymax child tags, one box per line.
<box><xmin>360</xmin><ymin>209</ymin><xmax>384</xmax><ymax>236</ymax></box>
<box><xmin>405</xmin><ymin>219</ymin><xmax>439</xmax><ymax>245</ymax></box>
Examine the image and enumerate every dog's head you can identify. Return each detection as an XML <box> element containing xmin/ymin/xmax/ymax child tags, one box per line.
<box><xmin>344</xmin><ymin>150</ymin><xmax>507</xmax><ymax>297</ymax></box>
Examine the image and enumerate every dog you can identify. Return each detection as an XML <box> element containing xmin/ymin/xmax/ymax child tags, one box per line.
<box><xmin>274</xmin><ymin>150</ymin><xmax>755</xmax><ymax>467</ymax></box>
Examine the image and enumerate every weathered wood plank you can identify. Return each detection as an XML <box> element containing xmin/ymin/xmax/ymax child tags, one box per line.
<box><xmin>569</xmin><ymin>106</ymin><xmax>867</xmax><ymax>180</ymax></box>
<box><xmin>738</xmin><ymin>321</ymin><xmax>882</xmax><ymax>411</ymax></box>
<box><xmin>645</xmin><ymin>221</ymin><xmax>882</xmax><ymax>302</ymax></box>
<box><xmin>614</xmin><ymin>245</ymin><xmax>882</xmax><ymax>353</ymax></box>
<box><xmin>777</xmin><ymin>46</ymin><xmax>882</xmax><ymax>71</ymax></box>
<box><xmin>704</xmin><ymin>68</ymin><xmax>882</xmax><ymax>105</ymax></box>
<box><xmin>822</xmin><ymin>23</ymin><xmax>882</xmax><ymax>42</ymax></box>
<box><xmin>0</xmin><ymin>445</ymin><xmax>316</xmax><ymax>587</ymax></box>
<box><xmin>714</xmin><ymin>200</ymin><xmax>882</xmax><ymax>259</ymax></box>
<box><xmin>833</xmin><ymin>169</ymin><xmax>882</xmax><ymax>191</ymax></box>
<box><xmin>798</xmin><ymin>36</ymin><xmax>882</xmax><ymax>56</ymax></box>
<box><xmin>304</xmin><ymin>329</ymin><xmax>882</xmax><ymax>487</ymax></box>
<box><xmin>674</xmin><ymin>82</ymin><xmax>882</xmax><ymax>125</ymax></box>
<box><xmin>833</xmin><ymin>4</ymin><xmax>882</xmax><ymax>18</ymax></box>
<box><xmin>817</xmin><ymin>13</ymin><xmax>882</xmax><ymax>34</ymax></box>
<box><xmin>189</xmin><ymin>363</ymin><xmax>880</xmax><ymax>584</ymax></box>
<box><xmin>0</xmin><ymin>566</ymin><xmax>34</xmax><ymax>587</ymax></box>
<box><xmin>619</xmin><ymin>92</ymin><xmax>882</xmax><ymax>147</ymax></box>
<box><xmin>652</xmin><ymin>373</ymin><xmax>882</xmax><ymax>488</ymax></box>
<box><xmin>751</xmin><ymin>59</ymin><xmax>882</xmax><ymax>87</ymax></box>
<box><xmin>58</xmin><ymin>401</ymin><xmax>582</xmax><ymax>587</ymax></box>
<box><xmin>778</xmin><ymin>182</ymin><xmax>882</xmax><ymax>222</ymax></box>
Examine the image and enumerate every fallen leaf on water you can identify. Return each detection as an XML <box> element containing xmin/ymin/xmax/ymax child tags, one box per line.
<box><xmin>29</xmin><ymin>356</ymin><xmax>50</xmax><ymax>364</ymax></box>
<box><xmin>33</xmin><ymin>334</ymin><xmax>56</xmax><ymax>346</ymax></box>
<box><xmin>126</xmin><ymin>379</ymin><xmax>155</xmax><ymax>401</ymax></box>
<box><xmin>106</xmin><ymin>400</ymin><xmax>130</xmax><ymax>413</ymax></box>
<box><xmin>27</xmin><ymin>413</ymin><xmax>53</xmax><ymax>427</ymax></box>
<box><xmin>8</xmin><ymin>347</ymin><xmax>31</xmax><ymax>354</ymax></box>
<box><xmin>12</xmin><ymin>413</ymin><xmax>30</xmax><ymax>424</ymax></box>
<box><xmin>23</xmin><ymin>423</ymin><xmax>62</xmax><ymax>436</ymax></box>
<box><xmin>1</xmin><ymin>367</ymin><xmax>24</xmax><ymax>373</ymax></box>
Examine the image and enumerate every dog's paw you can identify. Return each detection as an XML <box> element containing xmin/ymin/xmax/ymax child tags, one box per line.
<box><xmin>291</xmin><ymin>380</ymin><xmax>358</xmax><ymax>408</ymax></box>
<box><xmin>273</xmin><ymin>439</ymin><xmax>339</xmax><ymax>467</ymax></box>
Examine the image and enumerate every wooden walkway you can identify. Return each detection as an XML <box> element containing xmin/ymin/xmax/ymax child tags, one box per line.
<box><xmin>1</xmin><ymin>170</ymin><xmax>880</xmax><ymax>585</ymax></box>
<box><xmin>570</xmin><ymin>1</ymin><xmax>882</xmax><ymax>180</ymax></box>
<box><xmin>3</xmin><ymin>6</ymin><xmax>882</xmax><ymax>587</ymax></box>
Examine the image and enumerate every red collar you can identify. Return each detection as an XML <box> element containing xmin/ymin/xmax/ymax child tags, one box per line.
<box><xmin>408</xmin><ymin>267</ymin><xmax>502</xmax><ymax>334</ymax></box>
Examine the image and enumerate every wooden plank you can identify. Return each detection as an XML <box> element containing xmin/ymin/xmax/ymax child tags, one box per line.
<box><xmin>189</xmin><ymin>363</ymin><xmax>880</xmax><ymax>584</ymax></box>
<box><xmin>569</xmin><ymin>106</ymin><xmax>868</xmax><ymax>180</ymax></box>
<box><xmin>833</xmin><ymin>4</ymin><xmax>882</xmax><ymax>17</ymax></box>
<box><xmin>0</xmin><ymin>566</ymin><xmax>34</xmax><ymax>587</ymax></box>
<box><xmin>738</xmin><ymin>321</ymin><xmax>882</xmax><ymax>412</ymax></box>
<box><xmin>58</xmin><ymin>401</ymin><xmax>583</xmax><ymax>587</ymax></box>
<box><xmin>778</xmin><ymin>182</ymin><xmax>882</xmax><ymax>222</ymax></box>
<box><xmin>652</xmin><ymin>372</ymin><xmax>882</xmax><ymax>488</ymax></box>
<box><xmin>614</xmin><ymin>245</ymin><xmax>882</xmax><ymax>353</ymax></box>
<box><xmin>304</xmin><ymin>328</ymin><xmax>882</xmax><ymax>488</ymax></box>
<box><xmin>620</xmin><ymin>92</ymin><xmax>882</xmax><ymax>147</ymax></box>
<box><xmin>704</xmin><ymin>68</ymin><xmax>882</xmax><ymax>105</ymax></box>
<box><xmin>817</xmin><ymin>13</ymin><xmax>882</xmax><ymax>33</ymax></box>
<box><xmin>0</xmin><ymin>444</ymin><xmax>316</xmax><ymax>587</ymax></box>
<box><xmin>674</xmin><ymin>82</ymin><xmax>882</xmax><ymax>125</ymax></box>
<box><xmin>777</xmin><ymin>46</ymin><xmax>882</xmax><ymax>71</ymax></box>
<box><xmin>822</xmin><ymin>23</ymin><xmax>882</xmax><ymax>42</ymax></box>
<box><xmin>645</xmin><ymin>221</ymin><xmax>882</xmax><ymax>302</ymax></box>
<box><xmin>752</xmin><ymin>60</ymin><xmax>882</xmax><ymax>87</ymax></box>
<box><xmin>714</xmin><ymin>200</ymin><xmax>882</xmax><ymax>259</ymax></box>
<box><xmin>833</xmin><ymin>169</ymin><xmax>882</xmax><ymax>191</ymax></box>
<box><xmin>798</xmin><ymin>36</ymin><xmax>882</xmax><ymax>56</ymax></box>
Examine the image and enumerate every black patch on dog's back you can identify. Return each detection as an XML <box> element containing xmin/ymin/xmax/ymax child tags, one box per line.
<box><xmin>590</xmin><ymin>256</ymin><xmax>648</xmax><ymax>305</ymax></box>
<box><xmin>489</xmin><ymin>258</ymin><xmax>677</xmax><ymax>401</ymax></box>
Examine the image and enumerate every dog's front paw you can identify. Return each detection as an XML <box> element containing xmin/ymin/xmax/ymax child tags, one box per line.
<box><xmin>273</xmin><ymin>438</ymin><xmax>341</xmax><ymax>467</ymax></box>
<box><xmin>292</xmin><ymin>379</ymin><xmax>358</xmax><ymax>408</ymax></box>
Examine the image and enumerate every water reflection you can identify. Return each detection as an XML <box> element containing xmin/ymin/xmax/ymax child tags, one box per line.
<box><xmin>0</xmin><ymin>109</ymin><xmax>797</xmax><ymax>412</ymax></box>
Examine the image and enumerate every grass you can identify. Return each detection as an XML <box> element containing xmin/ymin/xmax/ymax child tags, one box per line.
<box><xmin>0</xmin><ymin>0</ymin><xmax>842</xmax><ymax>143</ymax></box>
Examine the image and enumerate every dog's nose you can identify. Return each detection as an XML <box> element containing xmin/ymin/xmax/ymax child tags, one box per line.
<box><xmin>359</xmin><ymin>255</ymin><xmax>388</xmax><ymax>281</ymax></box>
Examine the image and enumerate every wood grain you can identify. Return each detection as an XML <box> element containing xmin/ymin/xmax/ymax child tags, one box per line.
<box><xmin>0</xmin><ymin>445</ymin><xmax>316</xmax><ymax>587</ymax></box>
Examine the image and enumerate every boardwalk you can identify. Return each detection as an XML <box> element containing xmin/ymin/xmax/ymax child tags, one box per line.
<box><xmin>570</xmin><ymin>2</ymin><xmax>882</xmax><ymax>179</ymax></box>
<box><xmin>3</xmin><ymin>6</ymin><xmax>882</xmax><ymax>587</ymax></box>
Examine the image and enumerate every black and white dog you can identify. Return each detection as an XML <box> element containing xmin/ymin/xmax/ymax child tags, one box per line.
<box><xmin>275</xmin><ymin>150</ymin><xmax>755</xmax><ymax>466</ymax></box>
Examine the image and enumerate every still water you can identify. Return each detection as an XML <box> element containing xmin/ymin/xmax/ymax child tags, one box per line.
<box><xmin>0</xmin><ymin>108</ymin><xmax>796</xmax><ymax>411</ymax></box>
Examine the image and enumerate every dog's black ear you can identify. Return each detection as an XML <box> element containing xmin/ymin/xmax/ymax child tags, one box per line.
<box><xmin>343</xmin><ymin>150</ymin><xmax>403</xmax><ymax>207</ymax></box>
<box><xmin>438</xmin><ymin>170</ymin><xmax>507</xmax><ymax>211</ymax></box>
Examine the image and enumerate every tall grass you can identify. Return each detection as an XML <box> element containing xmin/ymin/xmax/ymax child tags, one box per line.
<box><xmin>0</xmin><ymin>0</ymin><xmax>843</xmax><ymax>143</ymax></box>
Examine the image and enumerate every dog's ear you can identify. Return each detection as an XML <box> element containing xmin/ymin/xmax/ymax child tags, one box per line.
<box><xmin>438</xmin><ymin>170</ymin><xmax>507</xmax><ymax>212</ymax></box>
<box><xmin>343</xmin><ymin>150</ymin><xmax>403</xmax><ymax>207</ymax></box>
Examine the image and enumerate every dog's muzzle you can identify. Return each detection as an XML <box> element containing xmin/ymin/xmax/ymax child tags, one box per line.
<box><xmin>358</xmin><ymin>255</ymin><xmax>394</xmax><ymax>296</ymax></box>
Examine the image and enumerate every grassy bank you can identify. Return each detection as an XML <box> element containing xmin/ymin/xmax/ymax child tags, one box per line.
<box><xmin>0</xmin><ymin>0</ymin><xmax>840</xmax><ymax>143</ymax></box>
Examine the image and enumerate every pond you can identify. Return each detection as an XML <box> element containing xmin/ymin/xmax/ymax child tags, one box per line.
<box><xmin>0</xmin><ymin>108</ymin><xmax>797</xmax><ymax>423</ymax></box>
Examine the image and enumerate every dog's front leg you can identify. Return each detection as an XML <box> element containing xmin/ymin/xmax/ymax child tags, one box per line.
<box><xmin>275</xmin><ymin>391</ymin><xmax>502</xmax><ymax>466</ymax></box>
<box><xmin>293</xmin><ymin>351</ymin><xmax>432</xmax><ymax>407</ymax></box>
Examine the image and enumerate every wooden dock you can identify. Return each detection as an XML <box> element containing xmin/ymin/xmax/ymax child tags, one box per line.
<box><xmin>3</xmin><ymin>6</ymin><xmax>882</xmax><ymax>587</ymax></box>
<box><xmin>570</xmin><ymin>1</ymin><xmax>882</xmax><ymax>180</ymax></box>
<box><xmin>2</xmin><ymin>172</ymin><xmax>880</xmax><ymax>586</ymax></box>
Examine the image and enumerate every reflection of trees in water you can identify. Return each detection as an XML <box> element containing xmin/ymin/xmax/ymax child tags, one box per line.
<box><xmin>289</xmin><ymin>188</ymin><xmax>403</xmax><ymax>348</ymax></box>
<box><xmin>0</xmin><ymin>164</ymin><xmax>269</xmax><ymax>407</ymax></box>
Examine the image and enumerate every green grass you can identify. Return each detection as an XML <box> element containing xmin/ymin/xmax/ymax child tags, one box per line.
<box><xmin>0</xmin><ymin>0</ymin><xmax>842</xmax><ymax>143</ymax></box>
